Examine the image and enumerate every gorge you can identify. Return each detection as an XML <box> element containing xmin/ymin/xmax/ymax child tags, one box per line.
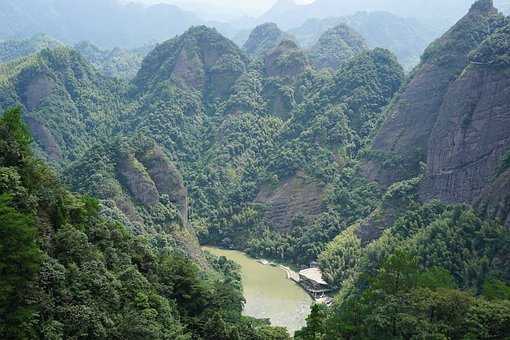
<box><xmin>0</xmin><ymin>0</ymin><xmax>509</xmax><ymax>339</ymax></box>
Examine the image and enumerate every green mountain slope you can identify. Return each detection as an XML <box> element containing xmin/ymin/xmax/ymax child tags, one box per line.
<box><xmin>74</xmin><ymin>41</ymin><xmax>152</xmax><ymax>80</ymax></box>
<box><xmin>0</xmin><ymin>107</ymin><xmax>291</xmax><ymax>339</ymax></box>
<box><xmin>0</xmin><ymin>34</ymin><xmax>63</xmax><ymax>64</ymax></box>
<box><xmin>308</xmin><ymin>23</ymin><xmax>368</xmax><ymax>71</ymax></box>
<box><xmin>0</xmin><ymin>47</ymin><xmax>126</xmax><ymax>163</ymax></box>
<box><xmin>242</xmin><ymin>23</ymin><xmax>294</xmax><ymax>59</ymax></box>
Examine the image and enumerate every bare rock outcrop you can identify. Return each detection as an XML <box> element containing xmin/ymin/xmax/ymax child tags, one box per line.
<box><xmin>365</xmin><ymin>1</ymin><xmax>505</xmax><ymax>186</ymax></box>
<box><xmin>364</xmin><ymin>0</ymin><xmax>510</xmax><ymax>226</ymax></box>
<box><xmin>256</xmin><ymin>171</ymin><xmax>325</xmax><ymax>231</ymax></box>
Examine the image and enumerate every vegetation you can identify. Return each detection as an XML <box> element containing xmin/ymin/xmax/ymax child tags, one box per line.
<box><xmin>1</xmin><ymin>4</ymin><xmax>510</xmax><ymax>336</ymax></box>
<box><xmin>309</xmin><ymin>23</ymin><xmax>367</xmax><ymax>71</ymax></box>
<box><xmin>0</xmin><ymin>34</ymin><xmax>62</xmax><ymax>64</ymax></box>
<box><xmin>0</xmin><ymin>107</ymin><xmax>290</xmax><ymax>339</ymax></box>
<box><xmin>297</xmin><ymin>251</ymin><xmax>510</xmax><ymax>339</ymax></box>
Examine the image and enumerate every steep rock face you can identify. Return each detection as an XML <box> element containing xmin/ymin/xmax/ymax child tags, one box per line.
<box><xmin>476</xmin><ymin>169</ymin><xmax>510</xmax><ymax>228</ymax></box>
<box><xmin>364</xmin><ymin>0</ymin><xmax>510</xmax><ymax>226</ymax></box>
<box><xmin>118</xmin><ymin>154</ymin><xmax>160</xmax><ymax>206</ymax></box>
<box><xmin>67</xmin><ymin>138</ymin><xmax>190</xmax><ymax>230</ymax></box>
<box><xmin>419</xmin><ymin>62</ymin><xmax>510</xmax><ymax>204</ymax></box>
<box><xmin>309</xmin><ymin>23</ymin><xmax>367</xmax><ymax>71</ymax></box>
<box><xmin>418</xmin><ymin>18</ymin><xmax>510</xmax><ymax>225</ymax></box>
<box><xmin>135</xmin><ymin>26</ymin><xmax>248</xmax><ymax>102</ymax></box>
<box><xmin>256</xmin><ymin>171</ymin><xmax>325</xmax><ymax>231</ymax></box>
<box><xmin>140</xmin><ymin>145</ymin><xmax>188</xmax><ymax>222</ymax></box>
<box><xmin>243</xmin><ymin>22</ymin><xmax>291</xmax><ymax>58</ymax></box>
<box><xmin>0</xmin><ymin>47</ymin><xmax>123</xmax><ymax>163</ymax></box>
<box><xmin>365</xmin><ymin>1</ymin><xmax>506</xmax><ymax>186</ymax></box>
<box><xmin>25</xmin><ymin>116</ymin><xmax>62</xmax><ymax>160</ymax></box>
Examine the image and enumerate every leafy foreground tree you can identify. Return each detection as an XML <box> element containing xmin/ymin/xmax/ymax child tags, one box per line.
<box><xmin>0</xmin><ymin>107</ymin><xmax>290</xmax><ymax>339</ymax></box>
<box><xmin>296</xmin><ymin>250</ymin><xmax>510</xmax><ymax>340</ymax></box>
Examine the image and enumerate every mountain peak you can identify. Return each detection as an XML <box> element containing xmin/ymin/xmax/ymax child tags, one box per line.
<box><xmin>310</xmin><ymin>23</ymin><xmax>368</xmax><ymax>70</ymax></box>
<box><xmin>135</xmin><ymin>26</ymin><xmax>247</xmax><ymax>101</ymax></box>
<box><xmin>243</xmin><ymin>22</ymin><xmax>292</xmax><ymax>58</ymax></box>
<box><xmin>470</xmin><ymin>0</ymin><xmax>495</xmax><ymax>13</ymax></box>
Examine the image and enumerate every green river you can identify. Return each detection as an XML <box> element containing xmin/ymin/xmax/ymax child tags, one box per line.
<box><xmin>203</xmin><ymin>247</ymin><xmax>312</xmax><ymax>334</ymax></box>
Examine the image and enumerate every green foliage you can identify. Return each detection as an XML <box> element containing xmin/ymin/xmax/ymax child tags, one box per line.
<box><xmin>74</xmin><ymin>41</ymin><xmax>150</xmax><ymax>80</ymax></box>
<box><xmin>483</xmin><ymin>278</ymin><xmax>510</xmax><ymax>300</ymax></box>
<box><xmin>294</xmin><ymin>304</ymin><xmax>328</xmax><ymax>340</ymax></box>
<box><xmin>298</xmin><ymin>249</ymin><xmax>510</xmax><ymax>340</ymax></box>
<box><xmin>0</xmin><ymin>34</ymin><xmax>62</xmax><ymax>64</ymax></box>
<box><xmin>0</xmin><ymin>107</ymin><xmax>289</xmax><ymax>339</ymax></box>
<box><xmin>421</xmin><ymin>4</ymin><xmax>507</xmax><ymax>66</ymax></box>
<box><xmin>309</xmin><ymin>23</ymin><xmax>367</xmax><ymax>71</ymax></box>
<box><xmin>0</xmin><ymin>195</ymin><xmax>42</xmax><ymax>339</ymax></box>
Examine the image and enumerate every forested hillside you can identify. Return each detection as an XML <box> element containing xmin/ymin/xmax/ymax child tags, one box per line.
<box><xmin>0</xmin><ymin>0</ymin><xmax>509</xmax><ymax>338</ymax></box>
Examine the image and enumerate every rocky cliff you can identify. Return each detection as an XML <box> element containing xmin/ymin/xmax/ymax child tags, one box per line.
<box><xmin>0</xmin><ymin>47</ymin><xmax>123</xmax><ymax>163</ymax></box>
<box><xmin>365</xmin><ymin>0</ymin><xmax>510</xmax><ymax>227</ymax></box>
<box><xmin>66</xmin><ymin>137</ymin><xmax>189</xmax><ymax>232</ymax></box>
<box><xmin>256</xmin><ymin>172</ymin><xmax>325</xmax><ymax>231</ymax></box>
<box><xmin>135</xmin><ymin>26</ymin><xmax>248</xmax><ymax>103</ymax></box>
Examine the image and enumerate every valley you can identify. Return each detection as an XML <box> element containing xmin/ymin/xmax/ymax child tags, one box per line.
<box><xmin>0</xmin><ymin>0</ymin><xmax>509</xmax><ymax>339</ymax></box>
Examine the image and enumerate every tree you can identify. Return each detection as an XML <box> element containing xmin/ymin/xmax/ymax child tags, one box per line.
<box><xmin>0</xmin><ymin>195</ymin><xmax>42</xmax><ymax>339</ymax></box>
<box><xmin>294</xmin><ymin>304</ymin><xmax>328</xmax><ymax>340</ymax></box>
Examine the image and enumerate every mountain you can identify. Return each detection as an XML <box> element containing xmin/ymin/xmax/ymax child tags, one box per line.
<box><xmin>0</xmin><ymin>0</ymin><xmax>202</xmax><ymax>49</ymax></box>
<box><xmin>0</xmin><ymin>107</ymin><xmax>291</xmax><ymax>339</ymax></box>
<box><xmin>135</xmin><ymin>26</ymin><xmax>248</xmax><ymax>104</ymax></box>
<box><xmin>308</xmin><ymin>24</ymin><xmax>368</xmax><ymax>71</ymax></box>
<box><xmin>260</xmin><ymin>0</ymin><xmax>476</xmax><ymax>30</ymax></box>
<box><xmin>0</xmin><ymin>47</ymin><xmax>125</xmax><ymax>162</ymax></box>
<box><xmin>0</xmin><ymin>36</ymin><xmax>149</xmax><ymax>80</ymax></box>
<box><xmin>243</xmin><ymin>23</ymin><xmax>293</xmax><ymax>58</ymax></box>
<box><xmin>290</xmin><ymin>11</ymin><xmax>439</xmax><ymax>70</ymax></box>
<box><xmin>364</xmin><ymin>0</ymin><xmax>510</xmax><ymax>227</ymax></box>
<box><xmin>0</xmin><ymin>34</ymin><xmax>63</xmax><ymax>64</ymax></box>
<box><xmin>1</xmin><ymin>2</ymin><xmax>510</xmax><ymax>337</ymax></box>
<box><xmin>74</xmin><ymin>41</ymin><xmax>152</xmax><ymax>80</ymax></box>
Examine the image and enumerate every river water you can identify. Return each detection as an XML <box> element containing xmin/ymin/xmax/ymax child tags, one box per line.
<box><xmin>203</xmin><ymin>247</ymin><xmax>312</xmax><ymax>334</ymax></box>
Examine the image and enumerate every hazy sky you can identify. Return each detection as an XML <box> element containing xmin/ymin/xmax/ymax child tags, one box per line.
<box><xmin>131</xmin><ymin>0</ymin><xmax>315</xmax><ymax>16</ymax></box>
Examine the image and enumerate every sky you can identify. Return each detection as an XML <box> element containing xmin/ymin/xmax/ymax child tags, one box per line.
<box><xmin>130</xmin><ymin>0</ymin><xmax>315</xmax><ymax>17</ymax></box>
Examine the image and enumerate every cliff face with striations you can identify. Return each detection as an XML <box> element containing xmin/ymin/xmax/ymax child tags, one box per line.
<box><xmin>67</xmin><ymin>137</ymin><xmax>189</xmax><ymax>232</ymax></box>
<box><xmin>365</xmin><ymin>0</ymin><xmax>510</xmax><ymax>227</ymax></box>
<box><xmin>256</xmin><ymin>171</ymin><xmax>325</xmax><ymax>231</ymax></box>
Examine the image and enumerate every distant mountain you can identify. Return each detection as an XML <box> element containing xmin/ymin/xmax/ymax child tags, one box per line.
<box><xmin>75</xmin><ymin>41</ymin><xmax>152</xmax><ymax>79</ymax></box>
<box><xmin>0</xmin><ymin>35</ymin><xmax>149</xmax><ymax>80</ymax></box>
<box><xmin>0</xmin><ymin>34</ymin><xmax>63</xmax><ymax>64</ymax></box>
<box><xmin>309</xmin><ymin>24</ymin><xmax>368</xmax><ymax>71</ymax></box>
<box><xmin>290</xmin><ymin>12</ymin><xmax>439</xmax><ymax>70</ymax></box>
<box><xmin>0</xmin><ymin>0</ymin><xmax>202</xmax><ymax>49</ymax></box>
<box><xmin>260</xmin><ymin>0</ymin><xmax>475</xmax><ymax>30</ymax></box>
<box><xmin>243</xmin><ymin>23</ymin><xmax>294</xmax><ymax>58</ymax></box>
